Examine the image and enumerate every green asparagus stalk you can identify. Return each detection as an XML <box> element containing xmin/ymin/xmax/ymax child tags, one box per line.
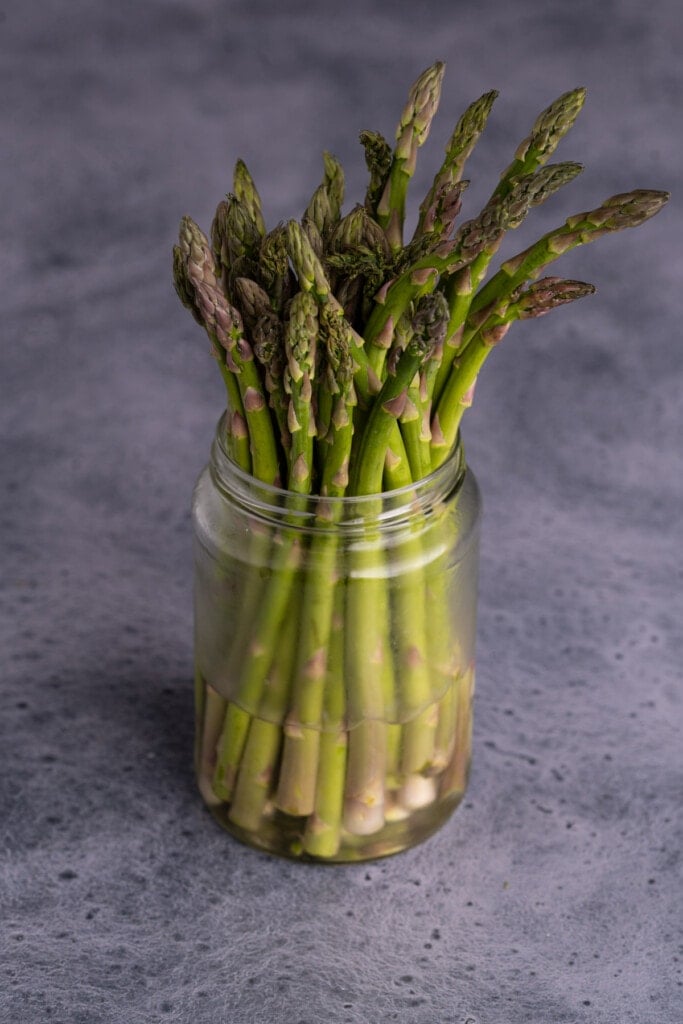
<box><xmin>432</xmin><ymin>86</ymin><xmax>587</xmax><ymax>378</ymax></box>
<box><xmin>344</xmin><ymin>320</ymin><xmax>441</xmax><ymax>824</ymax></box>
<box><xmin>468</xmin><ymin>189</ymin><xmax>670</xmax><ymax>322</ymax></box>
<box><xmin>226</xmin><ymin>604</ymin><xmax>299</xmax><ymax>832</ymax></box>
<box><xmin>285</xmin><ymin>219</ymin><xmax>382</xmax><ymax>405</ymax></box>
<box><xmin>303</xmin><ymin>151</ymin><xmax>345</xmax><ymax>249</ymax></box>
<box><xmin>179</xmin><ymin>224</ymin><xmax>294</xmax><ymax>805</ymax></box>
<box><xmin>233</xmin><ymin>159</ymin><xmax>267</xmax><ymax>237</ymax></box>
<box><xmin>376</xmin><ymin>61</ymin><xmax>446</xmax><ymax>249</ymax></box>
<box><xmin>353</xmin><ymin>325</ymin><xmax>438</xmax><ymax>495</ymax></box>
<box><xmin>275</xmin><ymin>297</ymin><xmax>354</xmax><ymax>817</ymax></box>
<box><xmin>259</xmin><ymin>224</ymin><xmax>294</xmax><ymax>313</ymax></box>
<box><xmin>431</xmin><ymin>277</ymin><xmax>598</xmax><ymax>468</ymax></box>
<box><xmin>365</xmin><ymin>161</ymin><xmax>559</xmax><ymax>382</ymax></box>
<box><xmin>229</xmin><ymin>293</ymin><xmax>320</xmax><ymax>821</ymax></box>
<box><xmin>359</xmin><ymin>129</ymin><xmax>393</xmax><ymax>219</ymax></box>
<box><xmin>415</xmin><ymin>89</ymin><xmax>498</xmax><ymax>238</ymax></box>
<box><xmin>361</xmin><ymin>260</ymin><xmax>437</xmax><ymax>382</ymax></box>
<box><xmin>283</xmin><ymin>292</ymin><xmax>318</xmax><ymax>493</ymax></box>
<box><xmin>399</xmin><ymin>292</ymin><xmax>450</xmax><ymax>480</ymax></box>
<box><xmin>326</xmin><ymin>205</ymin><xmax>392</xmax><ymax>326</ymax></box>
<box><xmin>492</xmin><ymin>87</ymin><xmax>586</xmax><ymax>201</ymax></box>
<box><xmin>174</xmin><ymin>226</ymin><xmax>251</xmax><ymax>473</ymax></box>
<box><xmin>434</xmin><ymin>160</ymin><xmax>584</xmax><ymax>403</ymax></box>
<box><xmin>184</xmin><ymin>238</ymin><xmax>280</xmax><ymax>485</ymax></box>
<box><xmin>302</xmin><ymin>586</ymin><xmax>348</xmax><ymax>857</ymax></box>
<box><xmin>415</xmin><ymin>179</ymin><xmax>469</xmax><ymax>247</ymax></box>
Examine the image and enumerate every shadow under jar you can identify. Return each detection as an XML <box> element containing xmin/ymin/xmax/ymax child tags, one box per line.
<box><xmin>192</xmin><ymin>416</ymin><xmax>482</xmax><ymax>862</ymax></box>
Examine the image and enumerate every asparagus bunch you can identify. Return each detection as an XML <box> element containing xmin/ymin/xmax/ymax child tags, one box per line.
<box><xmin>175</xmin><ymin>63</ymin><xmax>668</xmax><ymax>860</ymax></box>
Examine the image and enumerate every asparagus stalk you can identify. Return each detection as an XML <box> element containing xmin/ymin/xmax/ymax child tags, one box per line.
<box><xmin>492</xmin><ymin>87</ymin><xmax>587</xmax><ymax>201</ymax></box>
<box><xmin>468</xmin><ymin>189</ymin><xmax>670</xmax><ymax>321</ymax></box>
<box><xmin>299</xmin><ymin>332</ymin><xmax>357</xmax><ymax>849</ymax></box>
<box><xmin>302</xmin><ymin>586</ymin><xmax>348</xmax><ymax>857</ymax></box>
<box><xmin>376</xmin><ymin>61</ymin><xmax>446</xmax><ymax>249</ymax></box>
<box><xmin>434</xmin><ymin>160</ymin><xmax>584</xmax><ymax>402</ymax></box>
<box><xmin>179</xmin><ymin>225</ymin><xmax>296</xmax><ymax>805</ymax></box>
<box><xmin>326</xmin><ymin>204</ymin><xmax>392</xmax><ymax>326</ymax></box>
<box><xmin>415</xmin><ymin>89</ymin><xmax>498</xmax><ymax>238</ymax></box>
<box><xmin>431</xmin><ymin>86</ymin><xmax>586</xmax><ymax>389</ymax></box>
<box><xmin>283</xmin><ymin>292</ymin><xmax>318</xmax><ymax>493</ymax></box>
<box><xmin>359</xmin><ymin>129</ymin><xmax>393</xmax><ymax>219</ymax></box>
<box><xmin>259</xmin><ymin>224</ymin><xmax>294</xmax><ymax>313</ymax></box>
<box><xmin>275</xmin><ymin>298</ymin><xmax>355</xmax><ymax>817</ymax></box>
<box><xmin>399</xmin><ymin>293</ymin><xmax>450</xmax><ymax>480</ymax></box>
<box><xmin>227</xmin><ymin>293</ymin><xmax>321</xmax><ymax>824</ymax></box>
<box><xmin>184</xmin><ymin>229</ymin><xmax>280</xmax><ymax>485</ymax></box>
<box><xmin>303</xmin><ymin>151</ymin><xmax>345</xmax><ymax>250</ymax></box>
<box><xmin>174</xmin><ymin>228</ymin><xmax>251</xmax><ymax>473</ymax></box>
<box><xmin>365</xmin><ymin>161</ymin><xmax>558</xmax><ymax>382</ymax></box>
<box><xmin>233</xmin><ymin>159</ymin><xmax>266</xmax><ymax>237</ymax></box>
<box><xmin>226</xmin><ymin>606</ymin><xmax>299</xmax><ymax>832</ymax></box>
<box><xmin>251</xmin><ymin>309</ymin><xmax>290</xmax><ymax>453</ymax></box>
<box><xmin>431</xmin><ymin>278</ymin><xmax>598</xmax><ymax>468</ymax></box>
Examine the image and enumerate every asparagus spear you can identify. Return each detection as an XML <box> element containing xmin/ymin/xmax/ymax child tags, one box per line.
<box><xmin>492</xmin><ymin>87</ymin><xmax>587</xmax><ymax>201</ymax></box>
<box><xmin>180</xmin><ymin>219</ymin><xmax>280</xmax><ymax>486</ymax></box>
<box><xmin>434</xmin><ymin>160</ymin><xmax>584</xmax><ymax>401</ymax></box>
<box><xmin>237</xmin><ymin>294</ymin><xmax>320</xmax><ymax>823</ymax></box>
<box><xmin>326</xmin><ymin>204</ymin><xmax>392</xmax><ymax>324</ymax></box>
<box><xmin>283</xmin><ymin>292</ymin><xmax>319</xmax><ymax>493</ymax></box>
<box><xmin>431</xmin><ymin>278</ymin><xmax>598</xmax><ymax>468</ymax></box>
<box><xmin>252</xmin><ymin>309</ymin><xmax>290</xmax><ymax>453</ymax></box>
<box><xmin>468</xmin><ymin>189</ymin><xmax>670</xmax><ymax>322</ymax></box>
<box><xmin>259</xmin><ymin>224</ymin><xmax>294</xmax><ymax>312</ymax></box>
<box><xmin>415</xmin><ymin>89</ymin><xmax>498</xmax><ymax>238</ymax></box>
<box><xmin>359</xmin><ymin>129</ymin><xmax>393</xmax><ymax>219</ymax></box>
<box><xmin>174</xmin><ymin>224</ymin><xmax>251</xmax><ymax>473</ymax></box>
<box><xmin>399</xmin><ymin>292</ymin><xmax>450</xmax><ymax>480</ymax></box>
<box><xmin>233</xmin><ymin>159</ymin><xmax>267</xmax><ymax>237</ymax></box>
<box><xmin>376</xmin><ymin>61</ymin><xmax>446</xmax><ymax>249</ymax></box>
<box><xmin>285</xmin><ymin>218</ymin><xmax>381</xmax><ymax>404</ymax></box>
<box><xmin>300</xmin><ymin>337</ymin><xmax>357</xmax><ymax>854</ymax></box>
<box><xmin>364</xmin><ymin>168</ymin><xmax>536</xmax><ymax>381</ymax></box>
<box><xmin>303</xmin><ymin>151</ymin><xmax>345</xmax><ymax>249</ymax></box>
<box><xmin>275</xmin><ymin>300</ymin><xmax>355</xmax><ymax>818</ymax></box>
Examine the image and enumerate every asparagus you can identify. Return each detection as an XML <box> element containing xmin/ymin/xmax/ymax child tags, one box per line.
<box><xmin>276</xmin><ymin>303</ymin><xmax>356</xmax><ymax>820</ymax></box>
<box><xmin>492</xmin><ymin>87</ymin><xmax>586</xmax><ymax>201</ymax></box>
<box><xmin>303</xmin><ymin>151</ymin><xmax>345</xmax><ymax>249</ymax></box>
<box><xmin>468</xmin><ymin>189</ymin><xmax>669</xmax><ymax>321</ymax></box>
<box><xmin>359</xmin><ymin>130</ymin><xmax>393</xmax><ymax>218</ymax></box>
<box><xmin>174</xmin><ymin>225</ymin><xmax>251</xmax><ymax>473</ymax></box>
<box><xmin>233</xmin><ymin>159</ymin><xmax>266</xmax><ymax>237</ymax></box>
<box><xmin>376</xmin><ymin>61</ymin><xmax>446</xmax><ymax>249</ymax></box>
<box><xmin>434</xmin><ymin>160</ymin><xmax>584</xmax><ymax>401</ymax></box>
<box><xmin>259</xmin><ymin>224</ymin><xmax>294</xmax><ymax>312</ymax></box>
<box><xmin>399</xmin><ymin>293</ymin><xmax>450</xmax><ymax>480</ymax></box>
<box><xmin>415</xmin><ymin>89</ymin><xmax>498</xmax><ymax>238</ymax></box>
<box><xmin>432</xmin><ymin>278</ymin><xmax>598</xmax><ymax>468</ymax></box>
<box><xmin>176</xmin><ymin>63</ymin><xmax>669</xmax><ymax>861</ymax></box>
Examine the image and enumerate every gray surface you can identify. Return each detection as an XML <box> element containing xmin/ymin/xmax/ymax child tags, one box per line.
<box><xmin>2</xmin><ymin>1</ymin><xmax>682</xmax><ymax>1021</ymax></box>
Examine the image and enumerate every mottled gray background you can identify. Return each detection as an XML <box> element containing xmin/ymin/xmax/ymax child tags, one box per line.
<box><xmin>2</xmin><ymin>1</ymin><xmax>682</xmax><ymax>1021</ymax></box>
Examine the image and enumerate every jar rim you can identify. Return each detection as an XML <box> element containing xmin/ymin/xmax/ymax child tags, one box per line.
<box><xmin>209</xmin><ymin>412</ymin><xmax>478</xmax><ymax>533</ymax></box>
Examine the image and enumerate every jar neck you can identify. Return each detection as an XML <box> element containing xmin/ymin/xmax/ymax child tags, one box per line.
<box><xmin>209</xmin><ymin>413</ymin><xmax>467</xmax><ymax>532</ymax></box>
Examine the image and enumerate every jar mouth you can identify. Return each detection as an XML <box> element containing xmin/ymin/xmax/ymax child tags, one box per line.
<box><xmin>210</xmin><ymin>412</ymin><xmax>477</xmax><ymax>534</ymax></box>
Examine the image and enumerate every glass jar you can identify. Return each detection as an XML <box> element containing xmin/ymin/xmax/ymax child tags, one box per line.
<box><xmin>192</xmin><ymin>415</ymin><xmax>482</xmax><ymax>862</ymax></box>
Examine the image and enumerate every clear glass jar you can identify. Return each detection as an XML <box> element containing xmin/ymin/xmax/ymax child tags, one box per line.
<box><xmin>192</xmin><ymin>415</ymin><xmax>482</xmax><ymax>862</ymax></box>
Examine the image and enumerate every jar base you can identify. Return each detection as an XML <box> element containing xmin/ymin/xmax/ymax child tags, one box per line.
<box><xmin>202</xmin><ymin>783</ymin><xmax>468</xmax><ymax>863</ymax></box>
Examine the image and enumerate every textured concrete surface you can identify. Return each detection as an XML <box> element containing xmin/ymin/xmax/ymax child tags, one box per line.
<box><xmin>1</xmin><ymin>1</ymin><xmax>682</xmax><ymax>1021</ymax></box>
